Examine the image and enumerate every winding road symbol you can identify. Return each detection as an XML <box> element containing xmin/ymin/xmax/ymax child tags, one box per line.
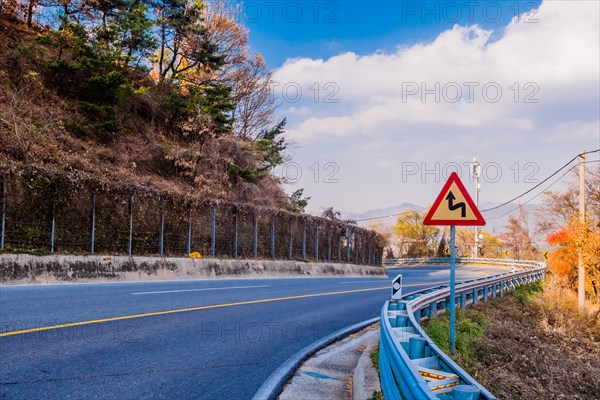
<box><xmin>446</xmin><ymin>191</ymin><xmax>466</xmax><ymax>218</ymax></box>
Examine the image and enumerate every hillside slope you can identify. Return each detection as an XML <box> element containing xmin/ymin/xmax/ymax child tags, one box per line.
<box><xmin>0</xmin><ymin>14</ymin><xmax>287</xmax><ymax>209</ymax></box>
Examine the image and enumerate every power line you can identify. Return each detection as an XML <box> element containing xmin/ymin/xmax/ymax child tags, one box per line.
<box><xmin>485</xmin><ymin>164</ymin><xmax>579</xmax><ymax>220</ymax></box>
<box><xmin>355</xmin><ymin>209</ymin><xmax>423</xmax><ymax>222</ymax></box>
<box><xmin>481</xmin><ymin>149</ymin><xmax>599</xmax><ymax>213</ymax></box>
<box><xmin>354</xmin><ymin>149</ymin><xmax>599</xmax><ymax>224</ymax></box>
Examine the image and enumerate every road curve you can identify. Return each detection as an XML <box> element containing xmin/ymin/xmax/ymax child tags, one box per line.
<box><xmin>0</xmin><ymin>264</ymin><xmax>506</xmax><ymax>399</ymax></box>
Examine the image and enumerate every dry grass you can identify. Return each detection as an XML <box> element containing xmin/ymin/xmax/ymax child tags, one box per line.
<box><xmin>451</xmin><ymin>278</ymin><xmax>600</xmax><ymax>399</ymax></box>
<box><xmin>536</xmin><ymin>276</ymin><xmax>600</xmax><ymax>340</ymax></box>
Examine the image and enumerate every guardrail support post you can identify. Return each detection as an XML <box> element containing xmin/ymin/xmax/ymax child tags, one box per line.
<box><xmin>492</xmin><ymin>284</ymin><xmax>497</xmax><ymax>299</ymax></box>
<box><xmin>472</xmin><ymin>289</ymin><xmax>478</xmax><ymax>305</ymax></box>
<box><xmin>210</xmin><ymin>205</ymin><xmax>216</xmax><ymax>257</ymax></box>
<box><xmin>499</xmin><ymin>281</ymin><xmax>504</xmax><ymax>298</ymax></box>
<box><xmin>460</xmin><ymin>292</ymin><xmax>466</xmax><ymax>309</ymax></box>
<box><xmin>409</xmin><ymin>337</ymin><xmax>426</xmax><ymax>359</ymax></box>
<box><xmin>0</xmin><ymin>176</ymin><xmax>6</xmax><ymax>251</ymax></box>
<box><xmin>483</xmin><ymin>286</ymin><xmax>488</xmax><ymax>302</ymax></box>
<box><xmin>429</xmin><ymin>302</ymin><xmax>436</xmax><ymax>318</ymax></box>
<box><xmin>90</xmin><ymin>190</ymin><xmax>96</xmax><ymax>254</ymax></box>
<box><xmin>414</xmin><ymin>310</ymin><xmax>421</xmax><ymax>323</ymax></box>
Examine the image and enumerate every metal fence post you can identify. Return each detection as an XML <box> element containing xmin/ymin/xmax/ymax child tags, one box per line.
<box><xmin>346</xmin><ymin>226</ymin><xmax>351</xmax><ymax>262</ymax></box>
<box><xmin>288</xmin><ymin>220</ymin><xmax>293</xmax><ymax>260</ymax></box>
<box><xmin>327</xmin><ymin>230</ymin><xmax>332</xmax><ymax>262</ymax></box>
<box><xmin>315</xmin><ymin>224</ymin><xmax>319</xmax><ymax>260</ymax></box>
<box><xmin>159</xmin><ymin>199</ymin><xmax>164</xmax><ymax>257</ymax></box>
<box><xmin>90</xmin><ymin>190</ymin><xmax>96</xmax><ymax>254</ymax></box>
<box><xmin>253</xmin><ymin>213</ymin><xmax>258</xmax><ymax>257</ymax></box>
<box><xmin>187</xmin><ymin>208</ymin><xmax>192</xmax><ymax>255</ymax></box>
<box><xmin>271</xmin><ymin>219</ymin><xmax>275</xmax><ymax>259</ymax></box>
<box><xmin>211</xmin><ymin>205</ymin><xmax>216</xmax><ymax>257</ymax></box>
<box><xmin>301</xmin><ymin>223</ymin><xmax>306</xmax><ymax>259</ymax></box>
<box><xmin>128</xmin><ymin>194</ymin><xmax>133</xmax><ymax>256</ymax></box>
<box><xmin>1</xmin><ymin>177</ymin><xmax>6</xmax><ymax>251</ymax></box>
<box><xmin>50</xmin><ymin>202</ymin><xmax>55</xmax><ymax>254</ymax></box>
<box><xmin>355</xmin><ymin>234</ymin><xmax>359</xmax><ymax>264</ymax></box>
<box><xmin>233</xmin><ymin>209</ymin><xmax>238</xmax><ymax>258</ymax></box>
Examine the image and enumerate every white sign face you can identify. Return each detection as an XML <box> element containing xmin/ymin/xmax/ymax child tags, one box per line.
<box><xmin>392</xmin><ymin>274</ymin><xmax>403</xmax><ymax>300</ymax></box>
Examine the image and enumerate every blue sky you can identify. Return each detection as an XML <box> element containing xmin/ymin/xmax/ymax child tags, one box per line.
<box><xmin>227</xmin><ymin>1</ymin><xmax>599</xmax><ymax>215</ymax></box>
<box><xmin>243</xmin><ymin>1</ymin><xmax>542</xmax><ymax>67</ymax></box>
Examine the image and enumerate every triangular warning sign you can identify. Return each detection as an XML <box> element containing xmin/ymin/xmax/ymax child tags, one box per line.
<box><xmin>423</xmin><ymin>172</ymin><xmax>485</xmax><ymax>226</ymax></box>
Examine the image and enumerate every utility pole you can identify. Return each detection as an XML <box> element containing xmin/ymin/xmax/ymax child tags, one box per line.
<box><xmin>578</xmin><ymin>150</ymin><xmax>586</xmax><ymax>313</ymax></box>
<box><xmin>472</xmin><ymin>158</ymin><xmax>481</xmax><ymax>259</ymax></box>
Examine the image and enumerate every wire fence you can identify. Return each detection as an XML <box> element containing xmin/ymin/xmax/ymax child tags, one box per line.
<box><xmin>0</xmin><ymin>166</ymin><xmax>384</xmax><ymax>265</ymax></box>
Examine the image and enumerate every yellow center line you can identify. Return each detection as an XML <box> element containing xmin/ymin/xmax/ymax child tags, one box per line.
<box><xmin>0</xmin><ymin>274</ymin><xmax>490</xmax><ymax>338</ymax></box>
<box><xmin>0</xmin><ymin>287</ymin><xmax>389</xmax><ymax>338</ymax></box>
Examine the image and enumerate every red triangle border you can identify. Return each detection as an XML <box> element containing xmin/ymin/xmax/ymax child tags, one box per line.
<box><xmin>423</xmin><ymin>172</ymin><xmax>486</xmax><ymax>226</ymax></box>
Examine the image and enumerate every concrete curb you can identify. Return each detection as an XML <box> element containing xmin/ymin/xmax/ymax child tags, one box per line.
<box><xmin>252</xmin><ymin>317</ymin><xmax>380</xmax><ymax>400</ymax></box>
<box><xmin>0</xmin><ymin>254</ymin><xmax>386</xmax><ymax>284</ymax></box>
<box><xmin>352</xmin><ymin>337</ymin><xmax>382</xmax><ymax>400</ymax></box>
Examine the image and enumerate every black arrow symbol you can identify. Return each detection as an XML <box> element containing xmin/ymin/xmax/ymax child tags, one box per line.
<box><xmin>446</xmin><ymin>191</ymin><xmax>466</xmax><ymax>218</ymax></box>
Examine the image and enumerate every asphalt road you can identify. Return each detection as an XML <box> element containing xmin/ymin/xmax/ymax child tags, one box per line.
<box><xmin>0</xmin><ymin>264</ymin><xmax>507</xmax><ymax>399</ymax></box>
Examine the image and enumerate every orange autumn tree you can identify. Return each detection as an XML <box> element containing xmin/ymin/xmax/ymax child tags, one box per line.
<box><xmin>546</xmin><ymin>227</ymin><xmax>577</xmax><ymax>279</ymax></box>
<box><xmin>546</xmin><ymin>218</ymin><xmax>600</xmax><ymax>303</ymax></box>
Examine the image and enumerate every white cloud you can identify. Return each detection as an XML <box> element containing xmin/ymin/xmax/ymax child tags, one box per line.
<box><xmin>272</xmin><ymin>1</ymin><xmax>600</xmax><ymax>212</ymax></box>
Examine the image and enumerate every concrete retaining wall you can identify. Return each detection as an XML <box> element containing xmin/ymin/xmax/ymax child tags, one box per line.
<box><xmin>0</xmin><ymin>254</ymin><xmax>386</xmax><ymax>284</ymax></box>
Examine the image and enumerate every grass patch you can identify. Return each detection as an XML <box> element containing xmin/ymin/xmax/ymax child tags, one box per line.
<box><xmin>369</xmin><ymin>348</ymin><xmax>379</xmax><ymax>373</ymax></box>
<box><xmin>371</xmin><ymin>390</ymin><xmax>384</xmax><ymax>400</ymax></box>
<box><xmin>509</xmin><ymin>281</ymin><xmax>543</xmax><ymax>305</ymax></box>
<box><xmin>423</xmin><ymin>308</ymin><xmax>488</xmax><ymax>361</ymax></box>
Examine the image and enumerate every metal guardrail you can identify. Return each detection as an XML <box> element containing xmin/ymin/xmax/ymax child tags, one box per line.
<box><xmin>379</xmin><ymin>258</ymin><xmax>546</xmax><ymax>400</ymax></box>
<box><xmin>383</xmin><ymin>257</ymin><xmax>540</xmax><ymax>266</ymax></box>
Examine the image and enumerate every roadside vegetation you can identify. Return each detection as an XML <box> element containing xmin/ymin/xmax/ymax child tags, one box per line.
<box><xmin>0</xmin><ymin>1</ymin><xmax>310</xmax><ymax>210</ymax></box>
<box><xmin>423</xmin><ymin>280</ymin><xmax>600</xmax><ymax>399</ymax></box>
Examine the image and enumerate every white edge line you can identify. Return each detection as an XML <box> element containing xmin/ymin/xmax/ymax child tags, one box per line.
<box><xmin>131</xmin><ymin>285</ymin><xmax>270</xmax><ymax>295</ymax></box>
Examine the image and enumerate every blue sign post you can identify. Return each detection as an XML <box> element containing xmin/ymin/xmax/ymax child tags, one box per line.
<box><xmin>449</xmin><ymin>225</ymin><xmax>456</xmax><ymax>355</ymax></box>
<box><xmin>423</xmin><ymin>172</ymin><xmax>486</xmax><ymax>358</ymax></box>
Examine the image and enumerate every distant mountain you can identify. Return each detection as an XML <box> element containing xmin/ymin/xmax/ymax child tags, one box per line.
<box><xmin>476</xmin><ymin>202</ymin><xmax>540</xmax><ymax>236</ymax></box>
<box><xmin>340</xmin><ymin>203</ymin><xmax>424</xmax><ymax>227</ymax></box>
<box><xmin>335</xmin><ymin>202</ymin><xmax>541</xmax><ymax>237</ymax></box>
